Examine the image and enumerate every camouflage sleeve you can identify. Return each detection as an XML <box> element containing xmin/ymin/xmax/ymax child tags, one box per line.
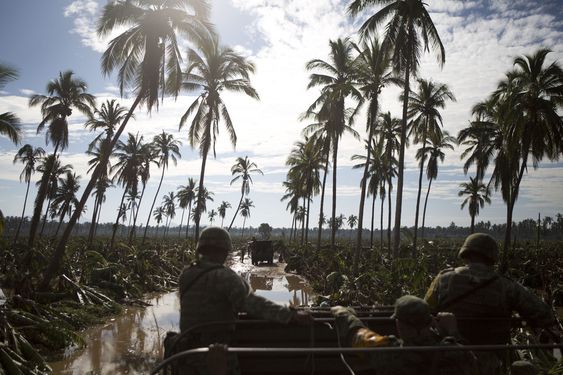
<box><xmin>504</xmin><ymin>278</ymin><xmax>556</xmax><ymax>328</ymax></box>
<box><xmin>224</xmin><ymin>270</ymin><xmax>293</xmax><ymax>324</ymax></box>
<box><xmin>424</xmin><ymin>275</ymin><xmax>441</xmax><ymax>312</ymax></box>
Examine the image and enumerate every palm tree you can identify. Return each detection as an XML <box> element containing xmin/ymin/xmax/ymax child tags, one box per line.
<box><xmin>408</xmin><ymin>79</ymin><xmax>455</xmax><ymax>252</ymax></box>
<box><xmin>177</xmin><ymin>178</ymin><xmax>197</xmax><ymax>238</ymax></box>
<box><xmin>0</xmin><ymin>63</ymin><xmax>22</xmax><ymax>144</ymax></box>
<box><xmin>208</xmin><ymin>209</ymin><xmax>217</xmax><ymax>225</ymax></box>
<box><xmin>153</xmin><ymin>206</ymin><xmax>165</xmax><ymax>237</ymax></box>
<box><xmin>85</xmin><ymin>99</ymin><xmax>128</xmax><ymax>244</ymax></box>
<box><xmin>493</xmin><ymin>49</ymin><xmax>563</xmax><ymax>271</ymax></box>
<box><xmin>162</xmin><ymin>192</ymin><xmax>177</xmax><ymax>237</ymax></box>
<box><xmin>375</xmin><ymin>111</ymin><xmax>401</xmax><ymax>252</ymax></box>
<box><xmin>142</xmin><ymin>131</ymin><xmax>181</xmax><ymax>242</ymax></box>
<box><xmin>420</xmin><ymin>132</ymin><xmax>456</xmax><ymax>238</ymax></box>
<box><xmin>228</xmin><ymin>156</ymin><xmax>263</xmax><ymax>230</ymax></box>
<box><xmin>281</xmin><ymin>178</ymin><xmax>302</xmax><ymax>243</ymax></box>
<box><xmin>180</xmin><ymin>34</ymin><xmax>259</xmax><ymax>241</ymax></box>
<box><xmin>347</xmin><ymin>214</ymin><xmax>357</xmax><ymax>239</ymax></box>
<box><xmin>458</xmin><ymin>177</ymin><xmax>491</xmax><ymax>233</ymax></box>
<box><xmin>192</xmin><ymin>187</ymin><xmax>214</xmax><ymax>228</ymax></box>
<box><xmin>13</xmin><ymin>144</ymin><xmax>45</xmax><ymax>243</ymax></box>
<box><xmin>27</xmin><ymin>71</ymin><xmax>95</xmax><ymax>247</ymax></box>
<box><xmin>41</xmin><ymin>0</ymin><xmax>212</xmax><ymax>291</ymax></box>
<box><xmin>305</xmin><ymin>37</ymin><xmax>362</xmax><ymax>250</ymax></box>
<box><xmin>239</xmin><ymin>198</ymin><xmax>254</xmax><ymax>238</ymax></box>
<box><xmin>50</xmin><ymin>172</ymin><xmax>81</xmax><ymax>237</ymax></box>
<box><xmin>349</xmin><ymin>0</ymin><xmax>445</xmax><ymax>256</ymax></box>
<box><xmin>128</xmin><ymin>141</ymin><xmax>156</xmax><ymax>242</ymax></box>
<box><xmin>217</xmin><ymin>201</ymin><xmax>231</xmax><ymax>227</ymax></box>
<box><xmin>351</xmin><ymin>35</ymin><xmax>396</xmax><ymax>273</ymax></box>
<box><xmin>285</xmin><ymin>137</ymin><xmax>323</xmax><ymax>244</ymax></box>
<box><xmin>110</xmin><ymin>133</ymin><xmax>145</xmax><ymax>247</ymax></box>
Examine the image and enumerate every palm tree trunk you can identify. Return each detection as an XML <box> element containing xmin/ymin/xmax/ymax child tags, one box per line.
<box><xmin>39</xmin><ymin>196</ymin><xmax>52</xmax><ymax>237</ymax></box>
<box><xmin>380</xmin><ymin>191</ymin><xmax>385</xmax><ymax>251</ymax></box>
<box><xmin>228</xmin><ymin>193</ymin><xmax>244</xmax><ymax>231</ymax></box>
<box><xmin>111</xmin><ymin>188</ymin><xmax>127</xmax><ymax>248</ymax></box>
<box><xmin>55</xmin><ymin>215</ymin><xmax>64</xmax><ymax>238</ymax></box>
<box><xmin>421</xmin><ymin>178</ymin><xmax>433</xmax><ymax>239</ymax></box>
<box><xmin>194</xmin><ymin>147</ymin><xmax>209</xmax><ymax>243</ymax></box>
<box><xmin>40</xmin><ymin>94</ymin><xmax>142</xmax><ymax>291</ymax></box>
<box><xmin>185</xmin><ymin>201</ymin><xmax>192</xmax><ymax>239</ymax></box>
<box><xmin>142</xmin><ymin>167</ymin><xmax>165</xmax><ymax>243</ymax></box>
<box><xmin>155</xmin><ymin>223</ymin><xmax>160</xmax><ymax>237</ymax></box>
<box><xmin>387</xmin><ymin>178</ymin><xmax>392</xmax><ymax>255</ymax></box>
<box><xmin>317</xmin><ymin>154</ymin><xmax>329</xmax><ymax>251</ymax></box>
<box><xmin>95</xmin><ymin>199</ymin><xmax>103</xmax><ymax>237</ymax></box>
<box><xmin>393</xmin><ymin>62</ymin><xmax>411</xmax><ymax>257</ymax></box>
<box><xmin>470</xmin><ymin>213</ymin><xmax>475</xmax><ymax>234</ymax></box>
<box><xmin>305</xmin><ymin>192</ymin><xmax>311</xmax><ymax>245</ymax></box>
<box><xmin>178</xmin><ymin>208</ymin><xmax>185</xmax><ymax>237</ymax></box>
<box><xmin>413</xmin><ymin>134</ymin><xmax>427</xmax><ymax>255</ymax></box>
<box><xmin>331</xmin><ymin>136</ymin><xmax>338</xmax><ymax>250</ymax></box>
<box><xmin>129</xmin><ymin>184</ymin><xmax>146</xmax><ymax>243</ymax></box>
<box><xmin>242</xmin><ymin>216</ymin><xmax>246</xmax><ymax>238</ymax></box>
<box><xmin>370</xmin><ymin>191</ymin><xmax>376</xmax><ymax>249</ymax></box>
<box><xmin>289</xmin><ymin>214</ymin><xmax>295</xmax><ymax>242</ymax></box>
<box><xmin>14</xmin><ymin>179</ymin><xmax>31</xmax><ymax>244</ymax></box>
<box><xmin>87</xmin><ymin>194</ymin><xmax>99</xmax><ymax>246</ymax></box>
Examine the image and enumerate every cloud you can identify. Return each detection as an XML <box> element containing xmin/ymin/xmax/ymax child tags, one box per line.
<box><xmin>19</xmin><ymin>89</ymin><xmax>35</xmax><ymax>96</ymax></box>
<box><xmin>63</xmin><ymin>0</ymin><xmax>113</xmax><ymax>53</ymax></box>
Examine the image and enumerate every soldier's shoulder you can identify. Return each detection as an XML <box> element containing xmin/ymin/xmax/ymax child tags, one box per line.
<box><xmin>437</xmin><ymin>267</ymin><xmax>456</xmax><ymax>276</ymax></box>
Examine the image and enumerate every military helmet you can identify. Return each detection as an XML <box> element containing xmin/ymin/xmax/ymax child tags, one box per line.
<box><xmin>197</xmin><ymin>226</ymin><xmax>232</xmax><ymax>253</ymax></box>
<box><xmin>458</xmin><ymin>233</ymin><xmax>498</xmax><ymax>263</ymax></box>
<box><xmin>391</xmin><ymin>295</ymin><xmax>432</xmax><ymax>329</ymax></box>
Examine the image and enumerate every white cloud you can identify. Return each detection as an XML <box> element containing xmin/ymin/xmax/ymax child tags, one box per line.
<box><xmin>19</xmin><ymin>89</ymin><xmax>35</xmax><ymax>96</ymax></box>
<box><xmin>63</xmin><ymin>0</ymin><xmax>114</xmax><ymax>53</ymax></box>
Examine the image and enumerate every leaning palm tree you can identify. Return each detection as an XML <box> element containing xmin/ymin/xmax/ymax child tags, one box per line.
<box><xmin>28</xmin><ymin>71</ymin><xmax>95</xmax><ymax>247</ymax></box>
<box><xmin>13</xmin><ymin>144</ymin><xmax>45</xmax><ymax>243</ymax></box>
<box><xmin>180</xmin><ymin>34</ymin><xmax>259</xmax><ymax>241</ymax></box>
<box><xmin>217</xmin><ymin>201</ymin><xmax>231</xmax><ymax>227</ymax></box>
<box><xmin>228</xmin><ymin>156</ymin><xmax>263</xmax><ymax>230</ymax></box>
<box><xmin>0</xmin><ymin>63</ymin><xmax>22</xmax><ymax>144</ymax></box>
<box><xmin>351</xmin><ymin>35</ymin><xmax>396</xmax><ymax>273</ymax></box>
<box><xmin>458</xmin><ymin>177</ymin><xmax>491</xmax><ymax>234</ymax></box>
<box><xmin>420</xmin><ymin>132</ymin><xmax>456</xmax><ymax>238</ymax></box>
<box><xmin>142</xmin><ymin>131</ymin><xmax>181</xmax><ymax>242</ymax></box>
<box><xmin>177</xmin><ymin>178</ymin><xmax>197</xmax><ymax>238</ymax></box>
<box><xmin>408</xmin><ymin>79</ymin><xmax>455</xmax><ymax>252</ymax></box>
<box><xmin>41</xmin><ymin>0</ymin><xmax>212</xmax><ymax>291</ymax></box>
<box><xmin>239</xmin><ymin>198</ymin><xmax>254</xmax><ymax>239</ymax></box>
<box><xmin>305</xmin><ymin>37</ymin><xmax>362</xmax><ymax>250</ymax></box>
<box><xmin>349</xmin><ymin>0</ymin><xmax>445</xmax><ymax>256</ymax></box>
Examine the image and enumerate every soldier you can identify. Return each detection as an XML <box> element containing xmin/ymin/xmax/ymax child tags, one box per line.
<box><xmin>424</xmin><ymin>233</ymin><xmax>557</xmax><ymax>374</ymax></box>
<box><xmin>179</xmin><ymin>226</ymin><xmax>311</xmax><ymax>374</ymax></box>
<box><xmin>332</xmin><ymin>295</ymin><xmax>478</xmax><ymax>375</ymax></box>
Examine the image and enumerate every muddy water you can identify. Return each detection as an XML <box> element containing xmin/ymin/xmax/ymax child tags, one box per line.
<box><xmin>48</xmin><ymin>260</ymin><xmax>314</xmax><ymax>374</ymax></box>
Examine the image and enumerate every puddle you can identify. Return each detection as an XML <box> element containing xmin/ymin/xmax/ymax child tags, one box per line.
<box><xmin>48</xmin><ymin>263</ymin><xmax>314</xmax><ymax>374</ymax></box>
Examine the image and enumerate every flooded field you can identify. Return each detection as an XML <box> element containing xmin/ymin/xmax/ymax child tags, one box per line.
<box><xmin>49</xmin><ymin>258</ymin><xmax>314</xmax><ymax>374</ymax></box>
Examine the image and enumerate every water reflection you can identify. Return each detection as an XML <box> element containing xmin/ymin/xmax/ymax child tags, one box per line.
<box><xmin>49</xmin><ymin>271</ymin><xmax>313</xmax><ymax>373</ymax></box>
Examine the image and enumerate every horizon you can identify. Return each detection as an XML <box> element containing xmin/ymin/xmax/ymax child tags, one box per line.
<box><xmin>1</xmin><ymin>0</ymin><xmax>562</xmax><ymax>231</ymax></box>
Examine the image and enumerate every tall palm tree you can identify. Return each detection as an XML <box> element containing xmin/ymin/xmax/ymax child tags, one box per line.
<box><xmin>285</xmin><ymin>137</ymin><xmax>323</xmax><ymax>244</ymax></box>
<box><xmin>351</xmin><ymin>35</ymin><xmax>396</xmax><ymax>272</ymax></box>
<box><xmin>27</xmin><ymin>71</ymin><xmax>95</xmax><ymax>247</ymax></box>
<box><xmin>110</xmin><ymin>133</ymin><xmax>145</xmax><ymax>247</ymax></box>
<box><xmin>208</xmin><ymin>209</ymin><xmax>217</xmax><ymax>225</ymax></box>
<box><xmin>408</xmin><ymin>79</ymin><xmax>455</xmax><ymax>252</ymax></box>
<box><xmin>42</xmin><ymin>0</ymin><xmax>212</xmax><ymax>291</ymax></box>
<box><xmin>305</xmin><ymin>37</ymin><xmax>362</xmax><ymax>250</ymax></box>
<box><xmin>349</xmin><ymin>0</ymin><xmax>445</xmax><ymax>256</ymax></box>
<box><xmin>142</xmin><ymin>131</ymin><xmax>181</xmax><ymax>242</ymax></box>
<box><xmin>180</xmin><ymin>34</ymin><xmax>259</xmax><ymax>241</ymax></box>
<box><xmin>50</xmin><ymin>172</ymin><xmax>81</xmax><ymax>237</ymax></box>
<box><xmin>420</xmin><ymin>132</ymin><xmax>456</xmax><ymax>238</ymax></box>
<box><xmin>281</xmin><ymin>178</ymin><xmax>302</xmax><ymax>243</ymax></box>
<box><xmin>13</xmin><ymin>144</ymin><xmax>45</xmax><ymax>243</ymax></box>
<box><xmin>228</xmin><ymin>156</ymin><xmax>263</xmax><ymax>230</ymax></box>
<box><xmin>191</xmin><ymin>187</ymin><xmax>214</xmax><ymax>228</ymax></box>
<box><xmin>239</xmin><ymin>198</ymin><xmax>254</xmax><ymax>238</ymax></box>
<box><xmin>347</xmin><ymin>214</ymin><xmax>357</xmax><ymax>239</ymax></box>
<box><xmin>85</xmin><ymin>99</ymin><xmax>128</xmax><ymax>244</ymax></box>
<box><xmin>129</xmin><ymin>141</ymin><xmax>156</xmax><ymax>242</ymax></box>
<box><xmin>458</xmin><ymin>177</ymin><xmax>491</xmax><ymax>234</ymax></box>
<box><xmin>493</xmin><ymin>49</ymin><xmax>563</xmax><ymax>271</ymax></box>
<box><xmin>162</xmin><ymin>192</ymin><xmax>177</xmax><ymax>237</ymax></box>
<box><xmin>0</xmin><ymin>64</ymin><xmax>22</xmax><ymax>144</ymax></box>
<box><xmin>217</xmin><ymin>201</ymin><xmax>231</xmax><ymax>227</ymax></box>
<box><xmin>177</xmin><ymin>178</ymin><xmax>197</xmax><ymax>238</ymax></box>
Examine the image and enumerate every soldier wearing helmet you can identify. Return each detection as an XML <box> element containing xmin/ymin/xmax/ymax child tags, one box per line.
<box><xmin>424</xmin><ymin>233</ymin><xmax>556</xmax><ymax>374</ymax></box>
<box><xmin>178</xmin><ymin>227</ymin><xmax>311</xmax><ymax>374</ymax></box>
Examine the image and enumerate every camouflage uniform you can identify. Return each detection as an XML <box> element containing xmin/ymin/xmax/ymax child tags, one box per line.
<box><xmin>332</xmin><ymin>296</ymin><xmax>478</xmax><ymax>375</ymax></box>
<box><xmin>424</xmin><ymin>234</ymin><xmax>556</xmax><ymax>375</ymax></box>
<box><xmin>178</xmin><ymin>259</ymin><xmax>294</xmax><ymax>374</ymax></box>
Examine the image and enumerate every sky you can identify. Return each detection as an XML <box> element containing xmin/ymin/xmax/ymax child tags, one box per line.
<box><xmin>0</xmin><ymin>0</ymin><xmax>562</xmax><ymax>232</ymax></box>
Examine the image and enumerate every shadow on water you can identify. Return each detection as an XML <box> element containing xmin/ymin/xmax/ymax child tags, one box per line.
<box><xmin>48</xmin><ymin>268</ymin><xmax>314</xmax><ymax>374</ymax></box>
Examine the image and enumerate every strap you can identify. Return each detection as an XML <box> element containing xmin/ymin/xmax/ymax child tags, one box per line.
<box><xmin>180</xmin><ymin>264</ymin><xmax>223</xmax><ymax>301</ymax></box>
<box><xmin>438</xmin><ymin>275</ymin><xmax>500</xmax><ymax>311</ymax></box>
